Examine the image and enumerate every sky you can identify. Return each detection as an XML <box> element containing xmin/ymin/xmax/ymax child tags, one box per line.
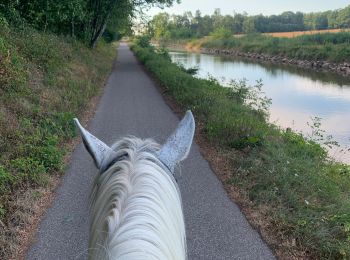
<box><xmin>147</xmin><ymin>0</ymin><xmax>350</xmax><ymax>17</ymax></box>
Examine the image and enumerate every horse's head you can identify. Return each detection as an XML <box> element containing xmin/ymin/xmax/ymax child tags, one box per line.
<box><xmin>74</xmin><ymin>110</ymin><xmax>195</xmax><ymax>175</ymax></box>
<box><xmin>74</xmin><ymin>112</ymin><xmax>195</xmax><ymax>260</ymax></box>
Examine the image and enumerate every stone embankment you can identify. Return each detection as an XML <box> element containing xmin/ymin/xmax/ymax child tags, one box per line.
<box><xmin>202</xmin><ymin>48</ymin><xmax>350</xmax><ymax>77</ymax></box>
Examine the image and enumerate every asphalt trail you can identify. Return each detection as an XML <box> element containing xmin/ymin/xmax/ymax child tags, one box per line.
<box><xmin>26</xmin><ymin>43</ymin><xmax>275</xmax><ymax>260</ymax></box>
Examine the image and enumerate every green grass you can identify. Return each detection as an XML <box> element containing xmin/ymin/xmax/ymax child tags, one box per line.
<box><xmin>131</xmin><ymin>40</ymin><xmax>350</xmax><ymax>259</ymax></box>
<box><xmin>0</xmin><ymin>15</ymin><xmax>116</xmax><ymax>258</ymax></box>
<box><xmin>200</xmin><ymin>32</ymin><xmax>350</xmax><ymax>62</ymax></box>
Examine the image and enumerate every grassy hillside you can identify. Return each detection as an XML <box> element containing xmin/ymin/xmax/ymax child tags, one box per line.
<box><xmin>0</xmin><ymin>16</ymin><xmax>115</xmax><ymax>258</ymax></box>
<box><xmin>132</xmin><ymin>39</ymin><xmax>350</xmax><ymax>259</ymax></box>
<box><xmin>190</xmin><ymin>32</ymin><xmax>350</xmax><ymax>62</ymax></box>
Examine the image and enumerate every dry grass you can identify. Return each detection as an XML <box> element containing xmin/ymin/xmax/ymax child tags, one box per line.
<box><xmin>232</xmin><ymin>29</ymin><xmax>350</xmax><ymax>38</ymax></box>
<box><xmin>263</xmin><ymin>29</ymin><xmax>350</xmax><ymax>38</ymax></box>
<box><xmin>185</xmin><ymin>42</ymin><xmax>202</xmax><ymax>52</ymax></box>
<box><xmin>6</xmin><ymin>177</ymin><xmax>59</xmax><ymax>260</ymax></box>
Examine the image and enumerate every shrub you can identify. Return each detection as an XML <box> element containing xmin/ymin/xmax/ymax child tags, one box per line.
<box><xmin>134</xmin><ymin>35</ymin><xmax>152</xmax><ymax>49</ymax></box>
<box><xmin>210</xmin><ymin>27</ymin><xmax>232</xmax><ymax>40</ymax></box>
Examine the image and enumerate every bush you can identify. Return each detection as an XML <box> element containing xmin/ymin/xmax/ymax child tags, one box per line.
<box><xmin>210</xmin><ymin>27</ymin><xmax>232</xmax><ymax>40</ymax></box>
<box><xmin>134</xmin><ymin>35</ymin><xmax>152</xmax><ymax>48</ymax></box>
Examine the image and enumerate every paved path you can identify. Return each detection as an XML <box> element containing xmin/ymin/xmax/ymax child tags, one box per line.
<box><xmin>26</xmin><ymin>43</ymin><xmax>275</xmax><ymax>260</ymax></box>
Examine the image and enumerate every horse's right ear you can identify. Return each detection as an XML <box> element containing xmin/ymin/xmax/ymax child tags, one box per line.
<box><xmin>74</xmin><ymin>119</ymin><xmax>117</xmax><ymax>171</ymax></box>
<box><xmin>158</xmin><ymin>111</ymin><xmax>195</xmax><ymax>172</ymax></box>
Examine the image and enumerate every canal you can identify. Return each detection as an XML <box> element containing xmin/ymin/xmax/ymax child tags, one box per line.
<box><xmin>170</xmin><ymin>51</ymin><xmax>350</xmax><ymax>163</ymax></box>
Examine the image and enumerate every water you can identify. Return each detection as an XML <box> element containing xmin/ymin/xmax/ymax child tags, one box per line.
<box><xmin>169</xmin><ymin>51</ymin><xmax>350</xmax><ymax>163</ymax></box>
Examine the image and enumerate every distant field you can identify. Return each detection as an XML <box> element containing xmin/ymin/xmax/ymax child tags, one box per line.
<box><xmin>263</xmin><ymin>28</ymin><xmax>350</xmax><ymax>38</ymax></box>
<box><xmin>232</xmin><ymin>29</ymin><xmax>350</xmax><ymax>38</ymax></box>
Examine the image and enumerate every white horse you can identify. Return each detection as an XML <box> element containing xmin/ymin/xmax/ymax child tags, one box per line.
<box><xmin>74</xmin><ymin>111</ymin><xmax>195</xmax><ymax>260</ymax></box>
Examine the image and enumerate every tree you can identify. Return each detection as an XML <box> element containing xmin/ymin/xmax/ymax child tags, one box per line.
<box><xmin>145</xmin><ymin>4</ymin><xmax>350</xmax><ymax>41</ymax></box>
<box><xmin>0</xmin><ymin>0</ymin><xmax>179</xmax><ymax>47</ymax></box>
<box><xmin>212</xmin><ymin>8</ymin><xmax>223</xmax><ymax>31</ymax></box>
<box><xmin>232</xmin><ymin>13</ymin><xmax>245</xmax><ymax>34</ymax></box>
<box><xmin>197</xmin><ymin>15</ymin><xmax>213</xmax><ymax>37</ymax></box>
<box><xmin>87</xmin><ymin>0</ymin><xmax>178</xmax><ymax>48</ymax></box>
<box><xmin>315</xmin><ymin>15</ymin><xmax>328</xmax><ymax>30</ymax></box>
<box><xmin>243</xmin><ymin>17</ymin><xmax>256</xmax><ymax>34</ymax></box>
<box><xmin>149</xmin><ymin>12</ymin><xmax>171</xmax><ymax>40</ymax></box>
<box><xmin>337</xmin><ymin>5</ymin><xmax>350</xmax><ymax>28</ymax></box>
<box><xmin>327</xmin><ymin>10</ymin><xmax>339</xmax><ymax>29</ymax></box>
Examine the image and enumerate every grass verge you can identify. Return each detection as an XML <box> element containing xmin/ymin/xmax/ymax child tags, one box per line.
<box><xmin>131</xmin><ymin>39</ymin><xmax>350</xmax><ymax>259</ymax></box>
<box><xmin>0</xmin><ymin>17</ymin><xmax>116</xmax><ymax>258</ymax></box>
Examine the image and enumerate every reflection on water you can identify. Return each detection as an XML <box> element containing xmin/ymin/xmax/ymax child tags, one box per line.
<box><xmin>170</xmin><ymin>51</ymin><xmax>350</xmax><ymax>163</ymax></box>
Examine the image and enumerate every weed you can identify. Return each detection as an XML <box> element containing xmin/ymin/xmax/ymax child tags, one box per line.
<box><xmin>307</xmin><ymin>116</ymin><xmax>340</xmax><ymax>150</ymax></box>
<box><xmin>10</xmin><ymin>158</ymin><xmax>47</xmax><ymax>186</ymax></box>
<box><xmin>0</xmin><ymin>166</ymin><xmax>13</xmax><ymax>193</ymax></box>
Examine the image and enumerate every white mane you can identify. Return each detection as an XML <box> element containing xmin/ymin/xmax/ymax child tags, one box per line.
<box><xmin>88</xmin><ymin>137</ymin><xmax>187</xmax><ymax>260</ymax></box>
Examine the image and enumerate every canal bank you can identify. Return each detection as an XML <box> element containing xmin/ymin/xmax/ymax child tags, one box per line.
<box><xmin>202</xmin><ymin>48</ymin><xmax>350</xmax><ymax>77</ymax></box>
<box><xmin>169</xmin><ymin>50</ymin><xmax>350</xmax><ymax>164</ymax></box>
<box><xmin>165</xmin><ymin>42</ymin><xmax>350</xmax><ymax>77</ymax></box>
<box><xmin>132</xmin><ymin>42</ymin><xmax>350</xmax><ymax>259</ymax></box>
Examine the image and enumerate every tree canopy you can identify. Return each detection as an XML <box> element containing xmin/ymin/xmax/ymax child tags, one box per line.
<box><xmin>148</xmin><ymin>5</ymin><xmax>350</xmax><ymax>40</ymax></box>
<box><xmin>0</xmin><ymin>0</ymin><xmax>178</xmax><ymax>47</ymax></box>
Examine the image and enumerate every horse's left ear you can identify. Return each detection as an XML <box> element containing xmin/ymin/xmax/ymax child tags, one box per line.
<box><xmin>158</xmin><ymin>111</ymin><xmax>195</xmax><ymax>172</ymax></box>
<box><xmin>74</xmin><ymin>119</ymin><xmax>117</xmax><ymax>171</ymax></box>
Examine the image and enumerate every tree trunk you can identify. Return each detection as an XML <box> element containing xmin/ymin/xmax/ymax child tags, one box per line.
<box><xmin>88</xmin><ymin>0</ymin><xmax>118</xmax><ymax>48</ymax></box>
<box><xmin>90</xmin><ymin>22</ymin><xmax>107</xmax><ymax>48</ymax></box>
<box><xmin>71</xmin><ymin>17</ymin><xmax>75</xmax><ymax>38</ymax></box>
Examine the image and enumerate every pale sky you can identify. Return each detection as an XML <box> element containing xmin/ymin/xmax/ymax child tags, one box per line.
<box><xmin>147</xmin><ymin>0</ymin><xmax>350</xmax><ymax>17</ymax></box>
